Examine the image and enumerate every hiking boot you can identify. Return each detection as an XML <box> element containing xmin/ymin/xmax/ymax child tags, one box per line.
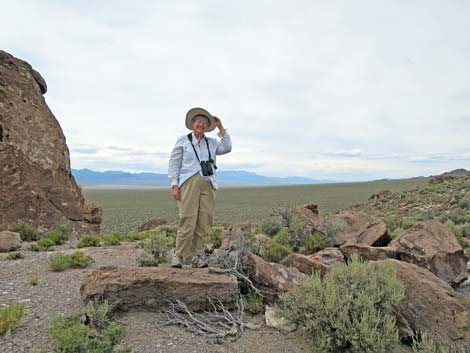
<box><xmin>171</xmin><ymin>254</ymin><xmax>183</xmax><ymax>268</ymax></box>
<box><xmin>191</xmin><ymin>254</ymin><xmax>208</xmax><ymax>268</ymax></box>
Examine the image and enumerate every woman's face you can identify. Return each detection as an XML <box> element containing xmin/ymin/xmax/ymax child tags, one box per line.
<box><xmin>192</xmin><ymin>117</ymin><xmax>208</xmax><ymax>135</ymax></box>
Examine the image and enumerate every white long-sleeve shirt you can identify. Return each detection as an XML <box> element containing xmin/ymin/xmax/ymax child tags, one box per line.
<box><xmin>168</xmin><ymin>131</ymin><xmax>232</xmax><ymax>190</ymax></box>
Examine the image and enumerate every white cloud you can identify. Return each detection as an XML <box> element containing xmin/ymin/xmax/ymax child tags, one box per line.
<box><xmin>1</xmin><ymin>0</ymin><xmax>470</xmax><ymax>181</ymax></box>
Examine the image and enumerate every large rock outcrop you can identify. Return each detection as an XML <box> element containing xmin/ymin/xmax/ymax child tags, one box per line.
<box><xmin>80</xmin><ymin>266</ymin><xmax>239</xmax><ymax>311</ymax></box>
<box><xmin>382</xmin><ymin>259</ymin><xmax>470</xmax><ymax>348</ymax></box>
<box><xmin>332</xmin><ymin>211</ymin><xmax>390</xmax><ymax>246</ymax></box>
<box><xmin>390</xmin><ymin>220</ymin><xmax>468</xmax><ymax>287</ymax></box>
<box><xmin>0</xmin><ymin>50</ymin><xmax>101</xmax><ymax>235</ymax></box>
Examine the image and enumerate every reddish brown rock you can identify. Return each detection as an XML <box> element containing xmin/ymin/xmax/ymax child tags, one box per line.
<box><xmin>241</xmin><ymin>252</ymin><xmax>305</xmax><ymax>292</ymax></box>
<box><xmin>390</xmin><ymin>220</ymin><xmax>468</xmax><ymax>286</ymax></box>
<box><xmin>340</xmin><ymin>244</ymin><xmax>398</xmax><ymax>261</ymax></box>
<box><xmin>80</xmin><ymin>266</ymin><xmax>239</xmax><ymax>312</ymax></box>
<box><xmin>0</xmin><ymin>50</ymin><xmax>101</xmax><ymax>235</ymax></box>
<box><xmin>281</xmin><ymin>248</ymin><xmax>345</xmax><ymax>276</ymax></box>
<box><xmin>368</xmin><ymin>190</ymin><xmax>391</xmax><ymax>203</ymax></box>
<box><xmin>332</xmin><ymin>211</ymin><xmax>390</xmax><ymax>247</ymax></box>
<box><xmin>296</xmin><ymin>203</ymin><xmax>319</xmax><ymax>215</ymax></box>
<box><xmin>0</xmin><ymin>231</ymin><xmax>22</xmax><ymax>252</ymax></box>
<box><xmin>137</xmin><ymin>218</ymin><xmax>167</xmax><ymax>232</ymax></box>
<box><xmin>428</xmin><ymin>176</ymin><xmax>457</xmax><ymax>185</ymax></box>
<box><xmin>289</xmin><ymin>203</ymin><xmax>321</xmax><ymax>235</ymax></box>
<box><xmin>254</xmin><ymin>234</ymin><xmax>272</xmax><ymax>248</ymax></box>
<box><xmin>220</xmin><ymin>223</ymin><xmax>251</xmax><ymax>251</ymax></box>
<box><xmin>382</xmin><ymin>259</ymin><xmax>470</xmax><ymax>348</ymax></box>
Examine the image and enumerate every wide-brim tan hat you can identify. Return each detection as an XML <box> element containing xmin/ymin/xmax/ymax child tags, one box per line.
<box><xmin>185</xmin><ymin>107</ymin><xmax>216</xmax><ymax>132</ymax></box>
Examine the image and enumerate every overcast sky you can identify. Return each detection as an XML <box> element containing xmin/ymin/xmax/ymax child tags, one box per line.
<box><xmin>2</xmin><ymin>1</ymin><xmax>470</xmax><ymax>181</ymax></box>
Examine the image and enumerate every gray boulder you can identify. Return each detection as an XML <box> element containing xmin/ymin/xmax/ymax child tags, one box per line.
<box><xmin>0</xmin><ymin>231</ymin><xmax>22</xmax><ymax>252</ymax></box>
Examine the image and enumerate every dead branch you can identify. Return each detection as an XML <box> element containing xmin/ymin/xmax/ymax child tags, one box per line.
<box><xmin>208</xmin><ymin>255</ymin><xmax>275</xmax><ymax>299</ymax></box>
<box><xmin>154</xmin><ymin>295</ymin><xmax>258</xmax><ymax>340</ymax></box>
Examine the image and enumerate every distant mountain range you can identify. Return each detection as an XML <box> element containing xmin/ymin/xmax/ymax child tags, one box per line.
<box><xmin>71</xmin><ymin>169</ymin><xmax>332</xmax><ymax>187</ymax></box>
<box><xmin>71</xmin><ymin>168</ymin><xmax>470</xmax><ymax>187</ymax></box>
<box><xmin>438</xmin><ymin>168</ymin><xmax>470</xmax><ymax>177</ymax></box>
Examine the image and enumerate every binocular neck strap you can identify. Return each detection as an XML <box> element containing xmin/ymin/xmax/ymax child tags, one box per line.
<box><xmin>187</xmin><ymin>133</ymin><xmax>212</xmax><ymax>162</ymax></box>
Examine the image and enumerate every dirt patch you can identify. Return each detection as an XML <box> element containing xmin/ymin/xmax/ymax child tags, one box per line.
<box><xmin>0</xmin><ymin>243</ymin><xmax>312</xmax><ymax>353</ymax></box>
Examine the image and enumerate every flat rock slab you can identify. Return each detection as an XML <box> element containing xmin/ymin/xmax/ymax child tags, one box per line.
<box><xmin>80</xmin><ymin>266</ymin><xmax>239</xmax><ymax>312</ymax></box>
<box><xmin>340</xmin><ymin>244</ymin><xmax>398</xmax><ymax>261</ymax></box>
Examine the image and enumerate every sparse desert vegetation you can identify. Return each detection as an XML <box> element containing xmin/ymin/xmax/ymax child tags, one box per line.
<box><xmin>83</xmin><ymin>178</ymin><xmax>427</xmax><ymax>234</ymax></box>
<box><xmin>1</xmin><ymin>177</ymin><xmax>469</xmax><ymax>353</ymax></box>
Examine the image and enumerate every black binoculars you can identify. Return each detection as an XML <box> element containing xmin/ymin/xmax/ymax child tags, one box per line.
<box><xmin>200</xmin><ymin>159</ymin><xmax>217</xmax><ymax>176</ymax></box>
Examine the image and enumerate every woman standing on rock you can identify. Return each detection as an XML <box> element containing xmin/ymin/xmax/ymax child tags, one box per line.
<box><xmin>168</xmin><ymin>107</ymin><xmax>232</xmax><ymax>268</ymax></box>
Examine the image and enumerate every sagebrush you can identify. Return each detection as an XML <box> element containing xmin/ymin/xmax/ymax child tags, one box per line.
<box><xmin>0</xmin><ymin>303</ymin><xmax>26</xmax><ymax>335</ymax></box>
<box><xmin>278</xmin><ymin>255</ymin><xmax>405</xmax><ymax>353</ymax></box>
<box><xmin>48</xmin><ymin>302</ymin><xmax>129</xmax><ymax>353</ymax></box>
<box><xmin>138</xmin><ymin>233</ymin><xmax>174</xmax><ymax>266</ymax></box>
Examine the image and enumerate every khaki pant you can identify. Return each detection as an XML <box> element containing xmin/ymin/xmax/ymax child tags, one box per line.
<box><xmin>175</xmin><ymin>173</ymin><xmax>216</xmax><ymax>258</ymax></box>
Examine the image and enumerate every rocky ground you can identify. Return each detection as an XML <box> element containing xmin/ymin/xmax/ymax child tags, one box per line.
<box><xmin>0</xmin><ymin>243</ymin><xmax>313</xmax><ymax>353</ymax></box>
<box><xmin>349</xmin><ymin>176</ymin><xmax>470</xmax><ymax>253</ymax></box>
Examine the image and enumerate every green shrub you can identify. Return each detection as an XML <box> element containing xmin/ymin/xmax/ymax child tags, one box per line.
<box><xmin>48</xmin><ymin>253</ymin><xmax>71</xmax><ymax>272</ymax></box>
<box><xmin>411</xmin><ymin>331</ymin><xmax>468</xmax><ymax>353</ymax></box>
<box><xmin>390</xmin><ymin>227</ymin><xmax>403</xmax><ymax>239</ymax></box>
<box><xmin>85</xmin><ymin>300</ymin><xmax>110</xmax><ymax>330</ymax></box>
<box><xmin>445</xmin><ymin>220</ymin><xmax>468</xmax><ymax>248</ymax></box>
<box><xmin>138</xmin><ymin>233</ymin><xmax>174</xmax><ymax>266</ymax></box>
<box><xmin>458</xmin><ymin>197</ymin><xmax>470</xmax><ymax>210</ymax></box>
<box><xmin>48</xmin><ymin>251</ymin><xmax>94</xmax><ymax>271</ymax></box>
<box><xmin>0</xmin><ymin>303</ymin><xmax>27</xmax><ymax>335</ymax></box>
<box><xmin>124</xmin><ymin>231</ymin><xmax>141</xmax><ymax>241</ymax></box>
<box><xmin>462</xmin><ymin>223</ymin><xmax>470</xmax><ymax>237</ymax></box>
<box><xmin>210</xmin><ymin>226</ymin><xmax>224</xmax><ymax>248</ymax></box>
<box><xmin>401</xmin><ymin>217</ymin><xmax>417</xmax><ymax>230</ymax></box>
<box><xmin>77</xmin><ymin>235</ymin><xmax>101</xmax><ymax>248</ymax></box>
<box><xmin>278</xmin><ymin>255</ymin><xmax>405</xmax><ymax>353</ymax></box>
<box><xmin>446</xmin><ymin>220</ymin><xmax>464</xmax><ymax>237</ymax></box>
<box><xmin>154</xmin><ymin>225</ymin><xmax>178</xmax><ymax>238</ymax></box>
<box><xmin>124</xmin><ymin>230</ymin><xmax>156</xmax><ymax>241</ymax></box>
<box><xmin>264</xmin><ymin>241</ymin><xmax>292</xmax><ymax>262</ymax></box>
<box><xmin>29</xmin><ymin>242</ymin><xmax>40</xmax><ymax>252</ymax></box>
<box><xmin>69</xmin><ymin>251</ymin><xmax>94</xmax><ymax>268</ymax></box>
<box><xmin>12</xmin><ymin>221</ymin><xmax>37</xmax><ymax>241</ymax></box>
<box><xmin>102</xmin><ymin>234</ymin><xmax>121</xmax><ymax>246</ymax></box>
<box><xmin>272</xmin><ymin>228</ymin><xmax>293</xmax><ymax>247</ymax></box>
<box><xmin>383</xmin><ymin>215</ymin><xmax>402</xmax><ymax>233</ymax></box>
<box><xmin>318</xmin><ymin>215</ymin><xmax>344</xmax><ymax>241</ymax></box>
<box><xmin>28</xmin><ymin>272</ymin><xmax>39</xmax><ymax>286</ymax></box>
<box><xmin>235</xmin><ymin>233</ymin><xmax>263</xmax><ymax>255</ymax></box>
<box><xmin>445</xmin><ymin>208</ymin><xmax>468</xmax><ymax>225</ymax></box>
<box><xmin>2</xmin><ymin>251</ymin><xmax>25</xmax><ymax>260</ymax></box>
<box><xmin>300</xmin><ymin>232</ymin><xmax>332</xmax><ymax>254</ymax></box>
<box><xmin>45</xmin><ymin>225</ymin><xmax>69</xmax><ymax>245</ymax></box>
<box><xmin>36</xmin><ymin>237</ymin><xmax>55</xmax><ymax>251</ymax></box>
<box><xmin>261</xmin><ymin>219</ymin><xmax>282</xmax><ymax>236</ymax></box>
<box><xmin>244</xmin><ymin>289</ymin><xmax>264</xmax><ymax>314</ymax></box>
<box><xmin>48</xmin><ymin>312</ymin><xmax>127</xmax><ymax>353</ymax></box>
